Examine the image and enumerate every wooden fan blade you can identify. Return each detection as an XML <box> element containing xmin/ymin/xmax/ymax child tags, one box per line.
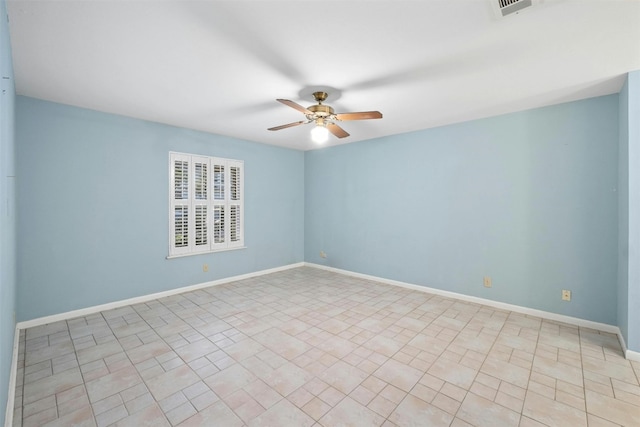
<box><xmin>327</xmin><ymin>123</ymin><xmax>350</xmax><ymax>138</ymax></box>
<box><xmin>335</xmin><ymin>111</ymin><xmax>383</xmax><ymax>121</ymax></box>
<box><xmin>277</xmin><ymin>99</ymin><xmax>312</xmax><ymax>115</ymax></box>
<box><xmin>268</xmin><ymin>120</ymin><xmax>307</xmax><ymax>131</ymax></box>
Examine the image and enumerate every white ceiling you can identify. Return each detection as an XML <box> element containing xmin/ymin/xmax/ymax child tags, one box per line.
<box><xmin>7</xmin><ymin>0</ymin><xmax>640</xmax><ymax>151</ymax></box>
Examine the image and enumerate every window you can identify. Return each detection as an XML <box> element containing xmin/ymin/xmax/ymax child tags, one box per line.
<box><xmin>169</xmin><ymin>152</ymin><xmax>244</xmax><ymax>257</ymax></box>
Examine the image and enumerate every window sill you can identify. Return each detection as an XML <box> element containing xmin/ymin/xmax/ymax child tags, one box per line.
<box><xmin>166</xmin><ymin>246</ymin><xmax>247</xmax><ymax>259</ymax></box>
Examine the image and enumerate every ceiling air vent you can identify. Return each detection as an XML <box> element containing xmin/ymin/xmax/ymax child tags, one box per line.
<box><xmin>494</xmin><ymin>0</ymin><xmax>534</xmax><ymax>17</ymax></box>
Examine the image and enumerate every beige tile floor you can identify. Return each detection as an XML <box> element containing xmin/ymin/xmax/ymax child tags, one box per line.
<box><xmin>11</xmin><ymin>266</ymin><xmax>640</xmax><ymax>426</ymax></box>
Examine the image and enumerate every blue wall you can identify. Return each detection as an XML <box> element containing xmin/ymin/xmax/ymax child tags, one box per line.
<box><xmin>619</xmin><ymin>71</ymin><xmax>640</xmax><ymax>352</ymax></box>
<box><xmin>305</xmin><ymin>95</ymin><xmax>619</xmax><ymax>325</ymax></box>
<box><xmin>618</xmin><ymin>77</ymin><xmax>630</xmax><ymax>347</ymax></box>
<box><xmin>16</xmin><ymin>96</ymin><xmax>305</xmax><ymax>321</ymax></box>
<box><xmin>628</xmin><ymin>71</ymin><xmax>640</xmax><ymax>351</ymax></box>
<box><xmin>0</xmin><ymin>0</ymin><xmax>16</xmax><ymax>421</ymax></box>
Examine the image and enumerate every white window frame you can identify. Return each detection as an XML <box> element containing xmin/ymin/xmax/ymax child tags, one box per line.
<box><xmin>168</xmin><ymin>152</ymin><xmax>244</xmax><ymax>258</ymax></box>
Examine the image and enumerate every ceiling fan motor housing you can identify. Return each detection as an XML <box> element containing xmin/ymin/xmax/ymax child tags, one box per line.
<box><xmin>306</xmin><ymin>104</ymin><xmax>335</xmax><ymax>119</ymax></box>
<box><xmin>307</xmin><ymin>92</ymin><xmax>334</xmax><ymax>121</ymax></box>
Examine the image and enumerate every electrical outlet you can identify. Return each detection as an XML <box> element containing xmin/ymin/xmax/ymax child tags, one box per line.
<box><xmin>320</xmin><ymin>251</ymin><xmax>327</xmax><ymax>259</ymax></box>
<box><xmin>203</xmin><ymin>264</ymin><xmax>209</xmax><ymax>272</ymax></box>
<box><xmin>483</xmin><ymin>277</ymin><xmax>492</xmax><ymax>288</ymax></box>
<box><xmin>562</xmin><ymin>290</ymin><xmax>571</xmax><ymax>301</ymax></box>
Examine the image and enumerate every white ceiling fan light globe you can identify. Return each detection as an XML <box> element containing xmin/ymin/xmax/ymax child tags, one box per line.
<box><xmin>310</xmin><ymin>125</ymin><xmax>329</xmax><ymax>144</ymax></box>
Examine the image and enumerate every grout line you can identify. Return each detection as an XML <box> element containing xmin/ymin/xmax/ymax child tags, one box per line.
<box><xmin>576</xmin><ymin>325</ymin><xmax>590</xmax><ymax>427</ymax></box>
<box><xmin>4</xmin><ymin>324</ymin><xmax>20</xmax><ymax>427</ymax></box>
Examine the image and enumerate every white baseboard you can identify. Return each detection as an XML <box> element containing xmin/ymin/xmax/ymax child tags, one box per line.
<box><xmin>17</xmin><ymin>262</ymin><xmax>305</xmax><ymax>330</ymax></box>
<box><xmin>618</xmin><ymin>332</ymin><xmax>640</xmax><ymax>362</ymax></box>
<box><xmin>627</xmin><ymin>350</ymin><xmax>640</xmax><ymax>362</ymax></box>
<box><xmin>305</xmin><ymin>262</ymin><xmax>624</xmax><ymax>337</ymax></box>
<box><xmin>4</xmin><ymin>325</ymin><xmax>19</xmax><ymax>427</ymax></box>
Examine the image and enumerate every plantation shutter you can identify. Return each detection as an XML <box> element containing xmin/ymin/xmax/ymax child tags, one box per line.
<box><xmin>192</xmin><ymin>156</ymin><xmax>210</xmax><ymax>251</ymax></box>
<box><xmin>228</xmin><ymin>162</ymin><xmax>243</xmax><ymax>248</ymax></box>
<box><xmin>169</xmin><ymin>153</ymin><xmax>244</xmax><ymax>257</ymax></box>
<box><xmin>212</xmin><ymin>161</ymin><xmax>227</xmax><ymax>250</ymax></box>
<box><xmin>170</xmin><ymin>153</ymin><xmax>191</xmax><ymax>256</ymax></box>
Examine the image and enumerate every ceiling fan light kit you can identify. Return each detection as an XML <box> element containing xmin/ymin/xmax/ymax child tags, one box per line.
<box><xmin>268</xmin><ymin>91</ymin><xmax>383</xmax><ymax>143</ymax></box>
<box><xmin>310</xmin><ymin>122</ymin><xmax>329</xmax><ymax>143</ymax></box>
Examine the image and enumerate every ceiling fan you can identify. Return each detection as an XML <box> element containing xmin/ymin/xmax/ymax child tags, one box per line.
<box><xmin>268</xmin><ymin>91</ymin><xmax>383</xmax><ymax>143</ymax></box>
